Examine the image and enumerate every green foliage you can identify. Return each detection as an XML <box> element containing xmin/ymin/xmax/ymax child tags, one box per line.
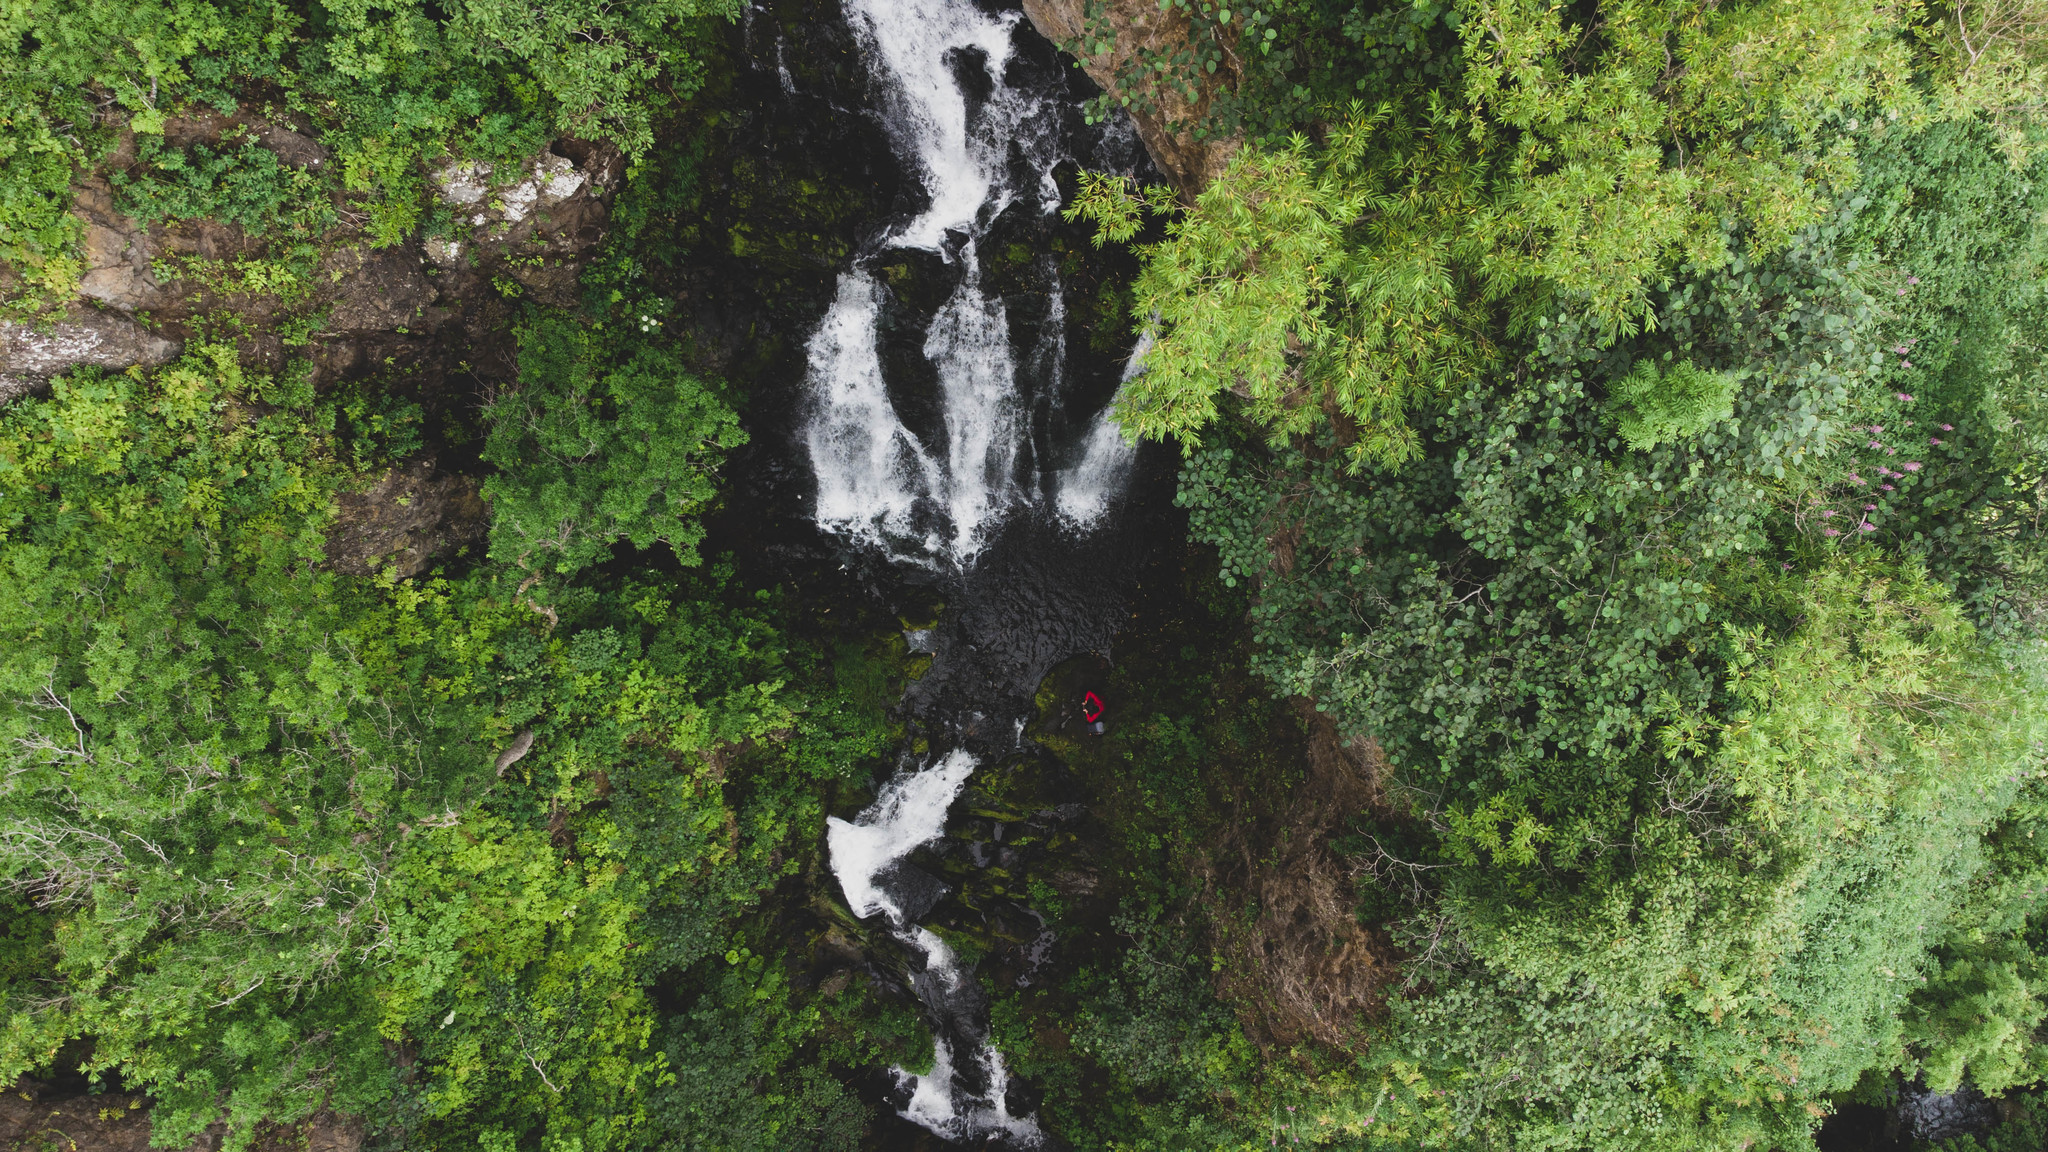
<box><xmin>1904</xmin><ymin>768</ymin><xmax>2048</xmax><ymax>1095</ymax></box>
<box><xmin>647</xmin><ymin>957</ymin><xmax>870</xmax><ymax>1152</ymax></box>
<box><xmin>1068</xmin><ymin>911</ymin><xmax>1251</xmax><ymax>1105</ymax></box>
<box><xmin>1607</xmin><ymin>359</ymin><xmax>1738</xmax><ymax>453</ymax></box>
<box><xmin>1061</xmin><ymin>171</ymin><xmax>1179</xmax><ymax>248</ymax></box>
<box><xmin>481</xmin><ymin>311</ymin><xmax>746</xmax><ymax>578</ymax></box>
<box><xmin>0</xmin><ymin>0</ymin><xmax>742</xmax><ymax>293</ymax></box>
<box><xmin>0</xmin><ymin>345</ymin><xmax>436</xmax><ymax>1146</ymax></box>
<box><xmin>1374</xmin><ymin>565</ymin><xmax>2043</xmax><ymax>1150</ymax></box>
<box><xmin>1833</xmin><ymin>118</ymin><xmax>2048</xmax><ymax>635</ymax></box>
<box><xmin>0</xmin><ymin>310</ymin><xmax>880</xmax><ymax>1150</ymax></box>
<box><xmin>1075</xmin><ymin>0</ymin><xmax>2048</xmax><ymax>469</ymax></box>
<box><xmin>114</xmin><ymin>132</ymin><xmax>336</xmax><ymax>238</ymax></box>
<box><xmin>1111</xmin><ymin>102</ymin><xmax>1494</xmax><ymax>469</ymax></box>
<box><xmin>1165</xmin><ymin>116</ymin><xmax>2048</xmax><ymax>1147</ymax></box>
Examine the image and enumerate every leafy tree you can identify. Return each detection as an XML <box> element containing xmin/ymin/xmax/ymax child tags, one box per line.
<box><xmin>1606</xmin><ymin>359</ymin><xmax>1738</xmax><ymax>453</ymax></box>
<box><xmin>481</xmin><ymin>312</ymin><xmax>746</xmax><ymax>579</ymax></box>
<box><xmin>0</xmin><ymin>346</ymin><xmax>445</xmax><ymax>1144</ymax></box>
<box><xmin>0</xmin><ymin>329</ymin><xmax>878</xmax><ymax>1150</ymax></box>
<box><xmin>1084</xmin><ymin>0</ymin><xmax>2042</xmax><ymax>471</ymax></box>
<box><xmin>1150</xmin><ymin>98</ymin><xmax>2048</xmax><ymax>1152</ymax></box>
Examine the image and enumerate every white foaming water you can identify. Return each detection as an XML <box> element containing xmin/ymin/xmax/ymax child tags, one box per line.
<box><xmin>802</xmin><ymin>0</ymin><xmax>1094</xmax><ymax>565</ymax></box>
<box><xmin>828</xmin><ymin>753</ymin><xmax>1042</xmax><ymax>1143</ymax></box>
<box><xmin>845</xmin><ymin>0</ymin><xmax>1016</xmax><ymax>248</ymax></box>
<box><xmin>804</xmin><ymin>0</ymin><xmax>1132</xmax><ymax>1138</ymax></box>
<box><xmin>926</xmin><ymin>254</ymin><xmax>1023</xmax><ymax>544</ymax></box>
<box><xmin>826</xmin><ymin>750</ymin><xmax>977</xmax><ymax>920</ymax></box>
<box><xmin>897</xmin><ymin>1037</ymin><xmax>1039</xmax><ymax>1144</ymax></box>
<box><xmin>900</xmin><ymin>1036</ymin><xmax>961</xmax><ymax>1129</ymax></box>
<box><xmin>1055</xmin><ymin>329</ymin><xmax>1148</xmax><ymax>524</ymax></box>
<box><xmin>805</xmin><ymin>272</ymin><xmax>944</xmax><ymax>552</ymax></box>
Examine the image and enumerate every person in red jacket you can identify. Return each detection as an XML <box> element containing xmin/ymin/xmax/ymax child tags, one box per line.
<box><xmin>1082</xmin><ymin>690</ymin><xmax>1105</xmax><ymax>735</ymax></box>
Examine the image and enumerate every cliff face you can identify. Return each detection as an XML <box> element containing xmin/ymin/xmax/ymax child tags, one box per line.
<box><xmin>0</xmin><ymin>120</ymin><xmax>630</xmax><ymax>580</ymax></box>
<box><xmin>1018</xmin><ymin>0</ymin><xmax>1240</xmax><ymax>198</ymax></box>
<box><xmin>8</xmin><ymin>123</ymin><xmax>622</xmax><ymax>397</ymax></box>
<box><xmin>1</xmin><ymin>1077</ymin><xmax>361</xmax><ymax>1152</ymax></box>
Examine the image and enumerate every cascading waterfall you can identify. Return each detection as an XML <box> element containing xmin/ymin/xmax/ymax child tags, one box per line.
<box><xmin>1055</xmin><ymin>328</ymin><xmax>1149</xmax><ymax>524</ymax></box>
<box><xmin>799</xmin><ymin>0</ymin><xmax>1142</xmax><ymax>1142</ymax></box>
<box><xmin>825</xmin><ymin>751</ymin><xmax>1039</xmax><ymax>1141</ymax></box>
<box><xmin>801</xmin><ymin>0</ymin><xmax>1133</xmax><ymax>566</ymax></box>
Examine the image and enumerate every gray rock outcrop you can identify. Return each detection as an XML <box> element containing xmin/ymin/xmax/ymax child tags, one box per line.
<box><xmin>0</xmin><ymin>306</ymin><xmax>182</xmax><ymax>403</ymax></box>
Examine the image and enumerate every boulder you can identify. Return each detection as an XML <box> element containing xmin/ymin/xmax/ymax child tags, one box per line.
<box><xmin>0</xmin><ymin>306</ymin><xmax>181</xmax><ymax>404</ymax></box>
<box><xmin>72</xmin><ymin>180</ymin><xmax>169</xmax><ymax>313</ymax></box>
<box><xmin>424</xmin><ymin>142</ymin><xmax>624</xmax><ymax>308</ymax></box>
<box><xmin>1898</xmin><ymin>1081</ymin><xmax>1998</xmax><ymax>1144</ymax></box>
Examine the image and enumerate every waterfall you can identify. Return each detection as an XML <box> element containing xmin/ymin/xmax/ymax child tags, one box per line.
<box><xmin>1055</xmin><ymin>329</ymin><xmax>1147</xmax><ymax>525</ymax></box>
<box><xmin>801</xmin><ymin>0</ymin><xmax>1125</xmax><ymax>565</ymax></box>
<box><xmin>801</xmin><ymin>0</ymin><xmax>1143</xmax><ymax>1140</ymax></box>
<box><xmin>827</xmin><ymin>752</ymin><xmax>1041</xmax><ymax>1143</ymax></box>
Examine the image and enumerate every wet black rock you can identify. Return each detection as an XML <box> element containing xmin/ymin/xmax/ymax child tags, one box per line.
<box><xmin>1898</xmin><ymin>1081</ymin><xmax>1997</xmax><ymax>1144</ymax></box>
<box><xmin>873</xmin><ymin>859</ymin><xmax>953</xmax><ymax>924</ymax></box>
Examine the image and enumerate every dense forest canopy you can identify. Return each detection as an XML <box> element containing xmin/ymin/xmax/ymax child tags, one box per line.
<box><xmin>1</xmin><ymin>0</ymin><xmax>2046</xmax><ymax>1149</ymax></box>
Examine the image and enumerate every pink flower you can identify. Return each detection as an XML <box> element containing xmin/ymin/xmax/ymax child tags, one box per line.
<box><xmin>1881</xmin><ymin>484</ymin><xmax>1895</xmax><ymax>491</ymax></box>
<box><xmin>1898</xmin><ymin>289</ymin><xmax>1909</xmax><ymax>296</ymax></box>
<box><xmin>1865</xmin><ymin>504</ymin><xmax>1878</xmax><ymax>511</ymax></box>
<box><xmin>1899</xmin><ymin>393</ymin><xmax>1914</xmax><ymax>401</ymax></box>
<box><xmin>1896</xmin><ymin>346</ymin><xmax>1909</xmax><ymax>354</ymax></box>
<box><xmin>1902</xmin><ymin>362</ymin><xmax>1912</xmax><ymax>369</ymax></box>
<box><xmin>1822</xmin><ymin>509</ymin><xmax>1838</xmax><ymax>518</ymax></box>
<box><xmin>1872</xmin><ymin>425</ymin><xmax>1885</xmax><ymax>433</ymax></box>
<box><xmin>1826</xmin><ymin>527</ymin><xmax>1842</xmax><ymax>536</ymax></box>
<box><xmin>1908</xmin><ymin>276</ymin><xmax>1920</xmax><ymax>284</ymax></box>
<box><xmin>1849</xmin><ymin>473</ymin><xmax>1866</xmax><ymax>485</ymax></box>
<box><xmin>1902</xmin><ymin>461</ymin><xmax>1922</xmax><ymax>471</ymax></box>
<box><xmin>1870</xmin><ymin>441</ymin><xmax>1884</xmax><ymax>449</ymax></box>
<box><xmin>1941</xmin><ymin>424</ymin><xmax>1953</xmax><ymax>431</ymax></box>
<box><xmin>1887</xmin><ymin>447</ymin><xmax>1897</xmax><ymax>454</ymax></box>
<box><xmin>1930</xmin><ymin>437</ymin><xmax>1942</xmax><ymax>446</ymax></box>
<box><xmin>1860</xmin><ymin>522</ymin><xmax>1877</xmax><ymax>532</ymax></box>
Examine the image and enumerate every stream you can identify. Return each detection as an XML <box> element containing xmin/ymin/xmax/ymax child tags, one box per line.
<box><xmin>788</xmin><ymin>0</ymin><xmax>1146</xmax><ymax>1141</ymax></box>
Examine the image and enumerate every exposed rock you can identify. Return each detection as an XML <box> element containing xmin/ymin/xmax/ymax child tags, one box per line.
<box><xmin>494</xmin><ymin>728</ymin><xmax>536</xmax><ymax>776</ymax></box>
<box><xmin>69</xmin><ymin>172</ymin><xmax>274</xmax><ymax>322</ymax></box>
<box><xmin>162</xmin><ymin>110</ymin><xmax>331</xmax><ymax>170</ymax></box>
<box><xmin>319</xmin><ymin>244</ymin><xmax>435</xmax><ymax>333</ymax></box>
<box><xmin>0</xmin><ymin>98</ymin><xmax>628</xmax><ymax>430</ymax></box>
<box><xmin>1898</xmin><ymin>1081</ymin><xmax>1998</xmax><ymax>1144</ymax></box>
<box><xmin>323</xmin><ymin>455</ymin><xmax>488</xmax><ymax>579</ymax></box>
<box><xmin>1020</xmin><ymin>0</ymin><xmax>1240</xmax><ymax>198</ymax></box>
<box><xmin>1202</xmin><ymin>700</ymin><xmax>1396</xmax><ymax>1050</ymax></box>
<box><xmin>433</xmin><ymin>147</ymin><xmax>617</xmax><ymax>241</ymax></box>
<box><xmin>72</xmin><ymin>181</ymin><xmax>170</xmax><ymax>313</ymax></box>
<box><xmin>424</xmin><ymin>142</ymin><xmax>624</xmax><ymax>308</ymax></box>
<box><xmin>0</xmin><ymin>1078</ymin><xmax>360</xmax><ymax>1152</ymax></box>
<box><xmin>0</xmin><ymin>306</ymin><xmax>182</xmax><ymax>403</ymax></box>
